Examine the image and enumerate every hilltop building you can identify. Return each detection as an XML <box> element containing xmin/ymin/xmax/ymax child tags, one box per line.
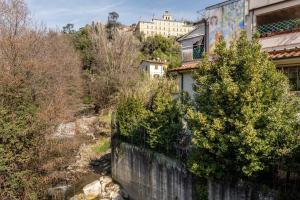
<box><xmin>135</xmin><ymin>11</ymin><xmax>195</xmax><ymax>38</ymax></box>
<box><xmin>169</xmin><ymin>0</ymin><xmax>300</xmax><ymax>97</ymax></box>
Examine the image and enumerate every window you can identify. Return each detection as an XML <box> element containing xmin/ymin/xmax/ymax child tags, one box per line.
<box><xmin>155</xmin><ymin>65</ymin><xmax>159</xmax><ymax>70</ymax></box>
<box><xmin>193</xmin><ymin>37</ymin><xmax>205</xmax><ymax>60</ymax></box>
<box><xmin>279</xmin><ymin>66</ymin><xmax>300</xmax><ymax>91</ymax></box>
<box><xmin>153</xmin><ymin>74</ymin><xmax>160</xmax><ymax>78</ymax></box>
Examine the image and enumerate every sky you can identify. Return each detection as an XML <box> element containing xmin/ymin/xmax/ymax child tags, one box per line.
<box><xmin>26</xmin><ymin>0</ymin><xmax>223</xmax><ymax>30</ymax></box>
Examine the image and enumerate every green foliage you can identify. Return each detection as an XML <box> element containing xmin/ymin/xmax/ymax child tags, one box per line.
<box><xmin>116</xmin><ymin>97</ymin><xmax>148</xmax><ymax>138</ymax></box>
<box><xmin>63</xmin><ymin>23</ymin><xmax>75</xmax><ymax>34</ymax></box>
<box><xmin>94</xmin><ymin>139</ymin><xmax>111</xmax><ymax>154</ymax></box>
<box><xmin>71</xmin><ymin>26</ymin><xmax>94</xmax><ymax>70</ymax></box>
<box><xmin>82</xmin><ymin>95</ymin><xmax>93</xmax><ymax>105</ymax></box>
<box><xmin>145</xmin><ymin>86</ymin><xmax>183</xmax><ymax>153</ymax></box>
<box><xmin>0</xmin><ymin>79</ymin><xmax>43</xmax><ymax>199</ymax></box>
<box><xmin>141</xmin><ymin>35</ymin><xmax>181</xmax><ymax>69</ymax></box>
<box><xmin>188</xmin><ymin>32</ymin><xmax>300</xmax><ymax>179</ymax></box>
<box><xmin>115</xmin><ymin>80</ymin><xmax>185</xmax><ymax>154</ymax></box>
<box><xmin>106</xmin><ymin>11</ymin><xmax>121</xmax><ymax>40</ymax></box>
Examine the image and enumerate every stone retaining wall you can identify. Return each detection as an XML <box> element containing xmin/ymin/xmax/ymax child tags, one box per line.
<box><xmin>111</xmin><ymin>140</ymin><xmax>193</xmax><ymax>200</ymax></box>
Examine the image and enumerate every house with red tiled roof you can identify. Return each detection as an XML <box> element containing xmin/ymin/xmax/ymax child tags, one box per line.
<box><xmin>248</xmin><ymin>0</ymin><xmax>300</xmax><ymax>91</ymax></box>
<box><xmin>169</xmin><ymin>0</ymin><xmax>300</xmax><ymax>97</ymax></box>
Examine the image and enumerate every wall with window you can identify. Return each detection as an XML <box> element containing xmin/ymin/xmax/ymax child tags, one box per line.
<box><xmin>179</xmin><ymin>25</ymin><xmax>206</xmax><ymax>62</ymax></box>
<box><xmin>278</xmin><ymin>66</ymin><xmax>300</xmax><ymax>91</ymax></box>
<box><xmin>136</xmin><ymin>19</ymin><xmax>194</xmax><ymax>37</ymax></box>
<box><xmin>140</xmin><ymin>61</ymin><xmax>166</xmax><ymax>78</ymax></box>
<box><xmin>149</xmin><ymin>64</ymin><xmax>165</xmax><ymax>78</ymax></box>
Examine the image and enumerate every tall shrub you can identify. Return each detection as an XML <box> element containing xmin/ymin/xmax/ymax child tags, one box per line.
<box><xmin>115</xmin><ymin>79</ymin><xmax>185</xmax><ymax>154</ymax></box>
<box><xmin>188</xmin><ymin>32</ymin><xmax>300</xmax><ymax>179</ymax></box>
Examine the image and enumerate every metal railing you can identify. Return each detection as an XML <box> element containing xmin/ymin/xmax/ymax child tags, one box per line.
<box><xmin>257</xmin><ymin>18</ymin><xmax>300</xmax><ymax>36</ymax></box>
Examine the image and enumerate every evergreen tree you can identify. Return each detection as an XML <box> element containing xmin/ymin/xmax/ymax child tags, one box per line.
<box><xmin>188</xmin><ymin>32</ymin><xmax>300</xmax><ymax>179</ymax></box>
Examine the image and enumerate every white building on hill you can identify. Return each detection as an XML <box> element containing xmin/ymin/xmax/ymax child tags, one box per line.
<box><xmin>135</xmin><ymin>11</ymin><xmax>195</xmax><ymax>38</ymax></box>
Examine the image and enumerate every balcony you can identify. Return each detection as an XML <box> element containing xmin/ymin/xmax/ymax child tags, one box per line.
<box><xmin>182</xmin><ymin>42</ymin><xmax>205</xmax><ymax>62</ymax></box>
<box><xmin>257</xmin><ymin>18</ymin><xmax>300</xmax><ymax>37</ymax></box>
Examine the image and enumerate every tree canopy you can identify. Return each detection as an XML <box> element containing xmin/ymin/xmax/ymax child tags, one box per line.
<box><xmin>141</xmin><ymin>35</ymin><xmax>181</xmax><ymax>69</ymax></box>
<box><xmin>187</xmin><ymin>32</ymin><xmax>300</xmax><ymax>179</ymax></box>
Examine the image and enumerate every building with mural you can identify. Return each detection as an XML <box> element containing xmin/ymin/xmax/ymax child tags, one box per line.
<box><xmin>206</xmin><ymin>0</ymin><xmax>248</xmax><ymax>54</ymax></box>
<box><xmin>169</xmin><ymin>0</ymin><xmax>300</xmax><ymax>97</ymax></box>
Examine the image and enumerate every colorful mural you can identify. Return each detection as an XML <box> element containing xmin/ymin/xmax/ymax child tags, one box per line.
<box><xmin>206</xmin><ymin>0</ymin><xmax>246</xmax><ymax>54</ymax></box>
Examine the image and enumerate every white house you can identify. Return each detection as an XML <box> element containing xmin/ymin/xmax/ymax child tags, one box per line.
<box><xmin>140</xmin><ymin>60</ymin><xmax>167</xmax><ymax>78</ymax></box>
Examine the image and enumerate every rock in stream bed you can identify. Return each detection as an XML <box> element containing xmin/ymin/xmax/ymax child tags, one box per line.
<box><xmin>69</xmin><ymin>176</ymin><xmax>127</xmax><ymax>200</ymax></box>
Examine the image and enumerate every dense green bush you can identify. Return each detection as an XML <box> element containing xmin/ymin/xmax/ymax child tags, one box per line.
<box><xmin>145</xmin><ymin>86</ymin><xmax>183</xmax><ymax>153</ymax></box>
<box><xmin>0</xmin><ymin>78</ymin><xmax>43</xmax><ymax>199</ymax></box>
<box><xmin>116</xmin><ymin>97</ymin><xmax>148</xmax><ymax>138</ymax></box>
<box><xmin>187</xmin><ymin>32</ymin><xmax>300</xmax><ymax>179</ymax></box>
<box><xmin>115</xmin><ymin>80</ymin><xmax>186</xmax><ymax>154</ymax></box>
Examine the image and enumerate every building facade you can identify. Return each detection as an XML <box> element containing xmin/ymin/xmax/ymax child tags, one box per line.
<box><xmin>140</xmin><ymin>60</ymin><xmax>167</xmax><ymax>78</ymax></box>
<box><xmin>169</xmin><ymin>0</ymin><xmax>300</xmax><ymax>97</ymax></box>
<box><xmin>248</xmin><ymin>0</ymin><xmax>300</xmax><ymax>92</ymax></box>
<box><xmin>135</xmin><ymin>11</ymin><xmax>195</xmax><ymax>38</ymax></box>
<box><xmin>169</xmin><ymin>22</ymin><xmax>207</xmax><ymax>97</ymax></box>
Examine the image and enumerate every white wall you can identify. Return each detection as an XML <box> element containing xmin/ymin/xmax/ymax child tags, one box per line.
<box><xmin>181</xmin><ymin>72</ymin><xmax>195</xmax><ymax>99</ymax></box>
<box><xmin>149</xmin><ymin>64</ymin><xmax>165</xmax><ymax>78</ymax></box>
<box><xmin>140</xmin><ymin>62</ymin><xmax>165</xmax><ymax>78</ymax></box>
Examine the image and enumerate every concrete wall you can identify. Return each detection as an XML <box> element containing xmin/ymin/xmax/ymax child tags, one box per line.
<box><xmin>208</xmin><ymin>180</ymin><xmax>276</xmax><ymax>200</ymax></box>
<box><xmin>111</xmin><ymin>141</ymin><xmax>193</xmax><ymax>200</ymax></box>
<box><xmin>249</xmin><ymin>0</ymin><xmax>286</xmax><ymax>10</ymax></box>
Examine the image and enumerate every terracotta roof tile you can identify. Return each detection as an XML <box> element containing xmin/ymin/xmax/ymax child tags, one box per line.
<box><xmin>169</xmin><ymin>49</ymin><xmax>300</xmax><ymax>73</ymax></box>
<box><xmin>168</xmin><ymin>61</ymin><xmax>200</xmax><ymax>72</ymax></box>
<box><xmin>268</xmin><ymin>48</ymin><xmax>300</xmax><ymax>60</ymax></box>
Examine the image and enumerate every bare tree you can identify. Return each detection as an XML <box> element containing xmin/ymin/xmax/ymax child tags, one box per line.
<box><xmin>88</xmin><ymin>23</ymin><xmax>141</xmax><ymax>110</ymax></box>
<box><xmin>0</xmin><ymin>0</ymin><xmax>83</xmax><ymax>198</ymax></box>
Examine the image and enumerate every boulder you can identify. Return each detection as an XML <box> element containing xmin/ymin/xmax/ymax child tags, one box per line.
<box><xmin>69</xmin><ymin>193</ymin><xmax>86</xmax><ymax>200</ymax></box>
<box><xmin>110</xmin><ymin>184</ymin><xmax>121</xmax><ymax>193</ymax></box>
<box><xmin>83</xmin><ymin>180</ymin><xmax>101</xmax><ymax>200</ymax></box>
<box><xmin>75</xmin><ymin>116</ymin><xmax>99</xmax><ymax>138</ymax></box>
<box><xmin>100</xmin><ymin>176</ymin><xmax>113</xmax><ymax>192</ymax></box>
<box><xmin>110</xmin><ymin>192</ymin><xmax>124</xmax><ymax>200</ymax></box>
<box><xmin>53</xmin><ymin>122</ymin><xmax>76</xmax><ymax>138</ymax></box>
<box><xmin>48</xmin><ymin>185</ymin><xmax>71</xmax><ymax>199</ymax></box>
